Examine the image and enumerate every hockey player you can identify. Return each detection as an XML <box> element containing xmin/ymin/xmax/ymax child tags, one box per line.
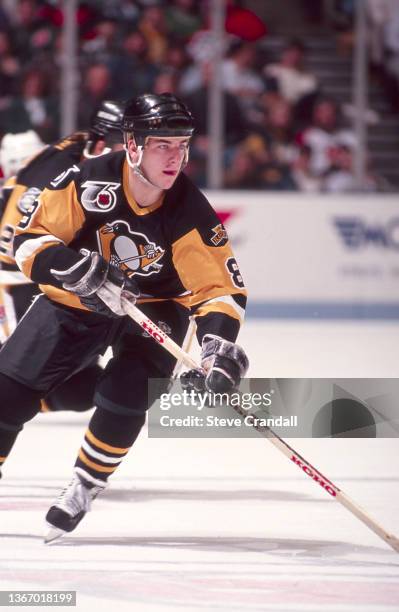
<box><xmin>0</xmin><ymin>93</ymin><xmax>248</xmax><ymax>540</ymax></box>
<box><xmin>0</xmin><ymin>130</ymin><xmax>45</xmax><ymax>343</ymax></box>
<box><xmin>0</xmin><ymin>100</ymin><xmax>124</xmax><ymax>411</ymax></box>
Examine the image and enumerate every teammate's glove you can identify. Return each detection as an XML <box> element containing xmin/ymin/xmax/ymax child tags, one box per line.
<box><xmin>181</xmin><ymin>334</ymin><xmax>249</xmax><ymax>394</ymax></box>
<box><xmin>51</xmin><ymin>249</ymin><xmax>140</xmax><ymax>318</ymax></box>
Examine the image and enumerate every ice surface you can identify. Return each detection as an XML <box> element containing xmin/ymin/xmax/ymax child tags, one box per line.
<box><xmin>1</xmin><ymin>320</ymin><xmax>399</xmax><ymax>611</ymax></box>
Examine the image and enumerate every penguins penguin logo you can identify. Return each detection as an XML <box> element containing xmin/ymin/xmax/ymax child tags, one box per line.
<box><xmin>99</xmin><ymin>220</ymin><xmax>165</xmax><ymax>276</ymax></box>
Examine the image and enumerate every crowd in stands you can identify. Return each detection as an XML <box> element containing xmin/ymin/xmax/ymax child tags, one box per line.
<box><xmin>0</xmin><ymin>0</ymin><xmax>393</xmax><ymax>192</ymax></box>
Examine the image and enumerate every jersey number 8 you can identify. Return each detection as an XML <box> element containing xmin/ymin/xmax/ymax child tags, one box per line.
<box><xmin>225</xmin><ymin>257</ymin><xmax>244</xmax><ymax>289</ymax></box>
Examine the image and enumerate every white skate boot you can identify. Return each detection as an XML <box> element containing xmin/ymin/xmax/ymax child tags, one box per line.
<box><xmin>45</xmin><ymin>471</ymin><xmax>106</xmax><ymax>543</ymax></box>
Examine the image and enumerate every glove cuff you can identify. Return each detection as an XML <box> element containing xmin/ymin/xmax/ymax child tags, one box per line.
<box><xmin>51</xmin><ymin>250</ymin><xmax>109</xmax><ymax>297</ymax></box>
<box><xmin>201</xmin><ymin>334</ymin><xmax>249</xmax><ymax>377</ymax></box>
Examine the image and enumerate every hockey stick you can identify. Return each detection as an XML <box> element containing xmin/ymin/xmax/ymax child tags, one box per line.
<box><xmin>170</xmin><ymin>316</ymin><xmax>196</xmax><ymax>381</ymax></box>
<box><xmin>119</xmin><ymin>294</ymin><xmax>399</xmax><ymax>554</ymax></box>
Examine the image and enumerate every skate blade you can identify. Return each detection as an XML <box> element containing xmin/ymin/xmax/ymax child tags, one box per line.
<box><xmin>44</xmin><ymin>525</ymin><xmax>66</xmax><ymax>544</ymax></box>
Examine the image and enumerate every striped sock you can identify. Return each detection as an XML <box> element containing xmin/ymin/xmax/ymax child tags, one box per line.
<box><xmin>75</xmin><ymin>429</ymin><xmax>130</xmax><ymax>486</ymax></box>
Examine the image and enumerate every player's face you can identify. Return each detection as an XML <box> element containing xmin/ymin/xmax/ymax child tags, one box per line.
<box><xmin>140</xmin><ymin>137</ymin><xmax>190</xmax><ymax>189</ymax></box>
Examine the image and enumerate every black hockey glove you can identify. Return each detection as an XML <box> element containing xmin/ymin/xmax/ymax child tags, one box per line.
<box><xmin>181</xmin><ymin>334</ymin><xmax>249</xmax><ymax>394</ymax></box>
<box><xmin>51</xmin><ymin>249</ymin><xmax>140</xmax><ymax>318</ymax></box>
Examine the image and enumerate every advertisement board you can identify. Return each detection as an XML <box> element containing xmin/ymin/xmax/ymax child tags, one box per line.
<box><xmin>207</xmin><ymin>191</ymin><xmax>399</xmax><ymax>318</ymax></box>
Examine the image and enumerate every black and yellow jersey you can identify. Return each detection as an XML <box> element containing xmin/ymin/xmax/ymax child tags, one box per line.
<box><xmin>14</xmin><ymin>151</ymin><xmax>247</xmax><ymax>342</ymax></box>
<box><xmin>0</xmin><ymin>132</ymin><xmax>87</xmax><ymax>270</ymax></box>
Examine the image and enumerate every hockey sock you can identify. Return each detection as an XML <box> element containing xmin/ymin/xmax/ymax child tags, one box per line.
<box><xmin>0</xmin><ymin>373</ymin><xmax>42</xmax><ymax>470</ymax></box>
<box><xmin>0</xmin><ymin>428</ymin><xmax>19</xmax><ymax>474</ymax></box>
<box><xmin>74</xmin><ymin>407</ymin><xmax>146</xmax><ymax>485</ymax></box>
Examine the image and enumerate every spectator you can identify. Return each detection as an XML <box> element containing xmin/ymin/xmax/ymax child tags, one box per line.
<box><xmin>291</xmin><ymin>145</ymin><xmax>322</xmax><ymax>192</ymax></box>
<box><xmin>138</xmin><ymin>4</ymin><xmax>168</xmax><ymax>64</ymax></box>
<box><xmin>366</xmin><ymin>0</ymin><xmax>393</xmax><ymax>67</ymax></box>
<box><xmin>222</xmin><ymin>40</ymin><xmax>265</xmax><ymax>99</ymax></box>
<box><xmin>224</xmin><ymin>142</ymin><xmax>263</xmax><ymax>189</ymax></box>
<box><xmin>0</xmin><ymin>30</ymin><xmax>21</xmax><ymax>98</ymax></box>
<box><xmin>183</xmin><ymin>61</ymin><xmax>248</xmax><ymax>146</ymax></box>
<box><xmin>298</xmin><ymin>97</ymin><xmax>357</xmax><ymax>177</ymax></box>
<box><xmin>164</xmin><ymin>43</ymin><xmax>190</xmax><ymax>75</ymax></box>
<box><xmin>224</xmin><ymin>132</ymin><xmax>296</xmax><ymax>191</ymax></box>
<box><xmin>0</xmin><ymin>4</ymin><xmax>11</xmax><ymax>31</ymax></box>
<box><xmin>77</xmin><ymin>64</ymin><xmax>113</xmax><ymax>130</ymax></box>
<box><xmin>182</xmin><ymin>60</ymin><xmax>248</xmax><ymax>186</ymax></box>
<box><xmin>113</xmin><ymin>29</ymin><xmax>158</xmax><ymax>99</ymax></box>
<box><xmin>165</xmin><ymin>0</ymin><xmax>203</xmax><ymax>41</ymax></box>
<box><xmin>263</xmin><ymin>39</ymin><xmax>318</xmax><ymax>111</ymax></box>
<box><xmin>322</xmin><ymin>141</ymin><xmax>379</xmax><ymax>192</ymax></box>
<box><xmin>0</xmin><ymin>66</ymin><xmax>58</xmax><ymax>141</ymax></box>
<box><xmin>81</xmin><ymin>17</ymin><xmax>120</xmax><ymax>61</ymax></box>
<box><xmin>97</xmin><ymin>0</ymin><xmax>140</xmax><ymax>25</ymax></box>
<box><xmin>382</xmin><ymin>2</ymin><xmax>399</xmax><ymax>112</ymax></box>
<box><xmin>258</xmin><ymin>98</ymin><xmax>297</xmax><ymax>166</ymax></box>
<box><xmin>221</xmin><ymin>40</ymin><xmax>265</xmax><ymax>122</ymax></box>
<box><xmin>153</xmin><ymin>70</ymin><xmax>178</xmax><ymax>94</ymax></box>
<box><xmin>12</xmin><ymin>0</ymin><xmax>44</xmax><ymax>61</ymax></box>
<box><xmin>179</xmin><ymin>28</ymin><xmax>230</xmax><ymax>96</ymax></box>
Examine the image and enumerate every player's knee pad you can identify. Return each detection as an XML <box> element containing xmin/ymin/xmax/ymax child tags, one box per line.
<box><xmin>45</xmin><ymin>363</ymin><xmax>102</xmax><ymax>412</ymax></box>
<box><xmin>95</xmin><ymin>351</ymin><xmax>171</xmax><ymax>417</ymax></box>
<box><xmin>0</xmin><ymin>373</ymin><xmax>42</xmax><ymax>428</ymax></box>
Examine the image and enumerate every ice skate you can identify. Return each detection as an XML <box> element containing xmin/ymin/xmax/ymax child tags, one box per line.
<box><xmin>44</xmin><ymin>471</ymin><xmax>106</xmax><ymax>543</ymax></box>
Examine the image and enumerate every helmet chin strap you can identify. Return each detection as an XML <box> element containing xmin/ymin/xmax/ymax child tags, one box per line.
<box><xmin>125</xmin><ymin>143</ymin><xmax>172</xmax><ymax>190</ymax></box>
<box><xmin>124</xmin><ymin>144</ymin><xmax>159</xmax><ymax>189</ymax></box>
<box><xmin>83</xmin><ymin>140</ymin><xmax>111</xmax><ymax>160</ymax></box>
<box><xmin>124</xmin><ymin>137</ymin><xmax>189</xmax><ymax>190</ymax></box>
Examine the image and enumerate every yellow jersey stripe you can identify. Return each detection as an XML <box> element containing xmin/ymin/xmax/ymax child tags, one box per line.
<box><xmin>194</xmin><ymin>301</ymin><xmax>242</xmax><ymax>323</ymax></box>
<box><xmin>15</xmin><ymin>237</ymin><xmax>63</xmax><ymax>278</ymax></box>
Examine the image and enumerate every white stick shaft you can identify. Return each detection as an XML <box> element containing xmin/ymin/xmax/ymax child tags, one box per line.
<box><xmin>171</xmin><ymin>317</ymin><xmax>196</xmax><ymax>380</ymax></box>
<box><xmin>121</xmin><ymin>296</ymin><xmax>399</xmax><ymax>554</ymax></box>
<box><xmin>122</xmin><ymin>298</ymin><xmax>197</xmax><ymax>369</ymax></box>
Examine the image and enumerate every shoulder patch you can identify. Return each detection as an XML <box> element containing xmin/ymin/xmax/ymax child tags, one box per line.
<box><xmin>209</xmin><ymin>223</ymin><xmax>228</xmax><ymax>247</ymax></box>
<box><xmin>17</xmin><ymin>187</ymin><xmax>42</xmax><ymax>214</ymax></box>
<box><xmin>81</xmin><ymin>181</ymin><xmax>120</xmax><ymax>212</ymax></box>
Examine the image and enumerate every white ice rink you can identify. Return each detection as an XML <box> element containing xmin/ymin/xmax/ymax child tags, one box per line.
<box><xmin>1</xmin><ymin>319</ymin><xmax>399</xmax><ymax>611</ymax></box>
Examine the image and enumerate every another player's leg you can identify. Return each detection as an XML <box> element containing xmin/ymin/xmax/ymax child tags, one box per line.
<box><xmin>0</xmin><ymin>373</ymin><xmax>42</xmax><ymax>477</ymax></box>
<box><xmin>0</xmin><ymin>282</ymin><xmax>38</xmax><ymax>345</ymax></box>
<box><xmin>45</xmin><ymin>302</ymin><xmax>189</xmax><ymax>540</ymax></box>
<box><xmin>0</xmin><ymin>282</ymin><xmax>103</xmax><ymax>414</ymax></box>
<box><xmin>0</xmin><ymin>295</ymin><xmax>114</xmax><ymax>477</ymax></box>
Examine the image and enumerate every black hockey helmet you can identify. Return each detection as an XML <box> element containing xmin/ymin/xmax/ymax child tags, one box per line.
<box><xmin>89</xmin><ymin>99</ymin><xmax>124</xmax><ymax>140</ymax></box>
<box><xmin>122</xmin><ymin>93</ymin><xmax>194</xmax><ymax>146</ymax></box>
<box><xmin>85</xmin><ymin>99</ymin><xmax>124</xmax><ymax>158</ymax></box>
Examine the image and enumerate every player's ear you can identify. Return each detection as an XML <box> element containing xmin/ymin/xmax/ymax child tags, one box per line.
<box><xmin>126</xmin><ymin>138</ymin><xmax>135</xmax><ymax>153</ymax></box>
<box><xmin>126</xmin><ymin>138</ymin><xmax>139</xmax><ymax>162</ymax></box>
